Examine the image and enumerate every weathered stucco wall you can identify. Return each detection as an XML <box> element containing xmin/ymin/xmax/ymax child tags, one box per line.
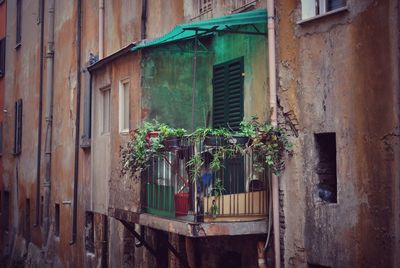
<box><xmin>277</xmin><ymin>0</ymin><xmax>400</xmax><ymax>267</ymax></box>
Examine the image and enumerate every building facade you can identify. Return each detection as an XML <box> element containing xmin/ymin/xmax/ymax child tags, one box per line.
<box><xmin>0</xmin><ymin>0</ymin><xmax>399</xmax><ymax>268</ymax></box>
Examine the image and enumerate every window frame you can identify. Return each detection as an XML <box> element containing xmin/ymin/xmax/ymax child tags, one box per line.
<box><xmin>300</xmin><ymin>0</ymin><xmax>347</xmax><ymax>23</ymax></box>
<box><xmin>0</xmin><ymin>38</ymin><xmax>5</xmax><ymax>77</ymax></box>
<box><xmin>118</xmin><ymin>79</ymin><xmax>130</xmax><ymax>134</ymax></box>
<box><xmin>100</xmin><ymin>87</ymin><xmax>111</xmax><ymax>135</ymax></box>
<box><xmin>16</xmin><ymin>0</ymin><xmax>22</xmax><ymax>47</ymax></box>
<box><xmin>14</xmin><ymin>99</ymin><xmax>23</xmax><ymax>155</ymax></box>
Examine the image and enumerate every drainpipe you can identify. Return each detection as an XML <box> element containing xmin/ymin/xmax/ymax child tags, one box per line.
<box><xmin>43</xmin><ymin>0</ymin><xmax>55</xmax><ymax>243</ymax></box>
<box><xmin>35</xmin><ymin>0</ymin><xmax>45</xmax><ymax>226</ymax></box>
<box><xmin>267</xmin><ymin>0</ymin><xmax>280</xmax><ymax>267</ymax></box>
<box><xmin>99</xmin><ymin>0</ymin><xmax>104</xmax><ymax>59</ymax></box>
<box><xmin>70</xmin><ymin>0</ymin><xmax>82</xmax><ymax>245</ymax></box>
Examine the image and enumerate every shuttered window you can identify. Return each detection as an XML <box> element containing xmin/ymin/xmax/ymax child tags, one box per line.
<box><xmin>0</xmin><ymin>38</ymin><xmax>5</xmax><ymax>77</ymax></box>
<box><xmin>14</xmin><ymin>99</ymin><xmax>23</xmax><ymax>155</ymax></box>
<box><xmin>212</xmin><ymin>57</ymin><xmax>244</xmax><ymax>131</ymax></box>
<box><xmin>212</xmin><ymin>57</ymin><xmax>245</xmax><ymax>194</ymax></box>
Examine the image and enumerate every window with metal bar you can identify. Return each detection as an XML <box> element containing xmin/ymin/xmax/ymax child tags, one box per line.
<box><xmin>14</xmin><ymin>99</ymin><xmax>23</xmax><ymax>155</ymax></box>
<box><xmin>16</xmin><ymin>0</ymin><xmax>22</xmax><ymax>46</ymax></box>
<box><xmin>0</xmin><ymin>38</ymin><xmax>5</xmax><ymax>77</ymax></box>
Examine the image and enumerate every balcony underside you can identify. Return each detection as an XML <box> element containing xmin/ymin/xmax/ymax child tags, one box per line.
<box><xmin>109</xmin><ymin>207</ymin><xmax>268</xmax><ymax>237</ymax></box>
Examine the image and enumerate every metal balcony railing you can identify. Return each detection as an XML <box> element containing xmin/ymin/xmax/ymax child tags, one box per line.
<box><xmin>142</xmin><ymin>141</ymin><xmax>269</xmax><ymax>222</ymax></box>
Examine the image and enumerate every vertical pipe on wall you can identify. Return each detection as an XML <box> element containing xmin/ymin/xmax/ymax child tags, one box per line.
<box><xmin>99</xmin><ymin>0</ymin><xmax>104</xmax><ymax>59</ymax></box>
<box><xmin>35</xmin><ymin>0</ymin><xmax>45</xmax><ymax>226</ymax></box>
<box><xmin>267</xmin><ymin>0</ymin><xmax>281</xmax><ymax>267</ymax></box>
<box><xmin>70</xmin><ymin>0</ymin><xmax>82</xmax><ymax>245</ymax></box>
<box><xmin>43</xmin><ymin>0</ymin><xmax>55</xmax><ymax>243</ymax></box>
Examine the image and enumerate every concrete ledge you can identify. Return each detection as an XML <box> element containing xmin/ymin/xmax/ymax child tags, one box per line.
<box><xmin>109</xmin><ymin>208</ymin><xmax>268</xmax><ymax>237</ymax></box>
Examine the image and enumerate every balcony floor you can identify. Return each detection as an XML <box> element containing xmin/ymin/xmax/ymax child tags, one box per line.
<box><xmin>109</xmin><ymin>207</ymin><xmax>268</xmax><ymax>237</ymax></box>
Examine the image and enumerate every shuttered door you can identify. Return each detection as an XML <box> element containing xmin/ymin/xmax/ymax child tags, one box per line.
<box><xmin>212</xmin><ymin>57</ymin><xmax>244</xmax><ymax>131</ymax></box>
<box><xmin>212</xmin><ymin>57</ymin><xmax>245</xmax><ymax>194</ymax></box>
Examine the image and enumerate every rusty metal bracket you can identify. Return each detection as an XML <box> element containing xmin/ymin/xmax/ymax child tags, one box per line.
<box><xmin>120</xmin><ymin>220</ymin><xmax>190</xmax><ymax>268</ymax></box>
<box><xmin>119</xmin><ymin>220</ymin><xmax>157</xmax><ymax>257</ymax></box>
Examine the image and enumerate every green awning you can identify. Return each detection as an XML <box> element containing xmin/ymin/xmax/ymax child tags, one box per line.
<box><xmin>132</xmin><ymin>9</ymin><xmax>267</xmax><ymax>52</ymax></box>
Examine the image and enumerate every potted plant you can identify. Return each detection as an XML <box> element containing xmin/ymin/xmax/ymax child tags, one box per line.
<box><xmin>250</xmin><ymin>121</ymin><xmax>293</xmax><ymax>176</ymax></box>
<box><xmin>159</xmin><ymin>124</ymin><xmax>187</xmax><ymax>150</ymax></box>
<box><xmin>204</xmin><ymin>128</ymin><xmax>231</xmax><ymax>146</ymax></box>
<box><xmin>120</xmin><ymin>120</ymin><xmax>164</xmax><ymax>176</ymax></box>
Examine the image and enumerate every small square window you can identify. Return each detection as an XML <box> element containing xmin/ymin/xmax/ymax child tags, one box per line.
<box><xmin>119</xmin><ymin>80</ymin><xmax>130</xmax><ymax>133</ymax></box>
<box><xmin>301</xmin><ymin>0</ymin><xmax>346</xmax><ymax>20</ymax></box>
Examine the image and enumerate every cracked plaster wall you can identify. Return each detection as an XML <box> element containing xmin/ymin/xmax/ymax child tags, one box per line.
<box><xmin>276</xmin><ymin>0</ymin><xmax>400</xmax><ymax>267</ymax></box>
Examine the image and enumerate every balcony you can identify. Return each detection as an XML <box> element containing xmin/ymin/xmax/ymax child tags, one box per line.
<box><xmin>141</xmin><ymin>141</ymin><xmax>269</xmax><ymax>226</ymax></box>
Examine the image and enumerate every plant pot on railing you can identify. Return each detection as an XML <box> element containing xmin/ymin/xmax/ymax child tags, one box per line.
<box><xmin>163</xmin><ymin>136</ymin><xmax>182</xmax><ymax>151</ymax></box>
<box><xmin>174</xmin><ymin>192</ymin><xmax>189</xmax><ymax>216</ymax></box>
<box><xmin>145</xmin><ymin>131</ymin><xmax>160</xmax><ymax>143</ymax></box>
<box><xmin>228</xmin><ymin>135</ymin><xmax>251</xmax><ymax>146</ymax></box>
<box><xmin>204</xmin><ymin>135</ymin><xmax>228</xmax><ymax>146</ymax></box>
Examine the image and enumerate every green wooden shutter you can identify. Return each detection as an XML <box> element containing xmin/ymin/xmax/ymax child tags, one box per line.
<box><xmin>212</xmin><ymin>57</ymin><xmax>245</xmax><ymax>194</ymax></box>
<box><xmin>212</xmin><ymin>57</ymin><xmax>244</xmax><ymax>131</ymax></box>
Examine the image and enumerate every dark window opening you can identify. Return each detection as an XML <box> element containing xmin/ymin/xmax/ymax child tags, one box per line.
<box><xmin>3</xmin><ymin>191</ymin><xmax>9</xmax><ymax>232</ymax></box>
<box><xmin>315</xmin><ymin>132</ymin><xmax>337</xmax><ymax>203</ymax></box>
<box><xmin>14</xmin><ymin>99</ymin><xmax>23</xmax><ymax>155</ymax></box>
<box><xmin>0</xmin><ymin>38</ymin><xmax>5</xmax><ymax>77</ymax></box>
<box><xmin>85</xmin><ymin>211</ymin><xmax>94</xmax><ymax>253</ymax></box>
<box><xmin>54</xmin><ymin>203</ymin><xmax>60</xmax><ymax>237</ymax></box>
<box><xmin>40</xmin><ymin>196</ymin><xmax>43</xmax><ymax>226</ymax></box>
<box><xmin>327</xmin><ymin>0</ymin><xmax>346</xmax><ymax>12</ymax></box>
<box><xmin>16</xmin><ymin>0</ymin><xmax>22</xmax><ymax>46</ymax></box>
<box><xmin>24</xmin><ymin>198</ymin><xmax>30</xmax><ymax>242</ymax></box>
<box><xmin>0</xmin><ymin>122</ymin><xmax>3</xmax><ymax>156</ymax></box>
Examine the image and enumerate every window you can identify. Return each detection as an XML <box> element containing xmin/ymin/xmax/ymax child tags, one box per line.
<box><xmin>40</xmin><ymin>196</ymin><xmax>43</xmax><ymax>226</ymax></box>
<box><xmin>24</xmin><ymin>199</ymin><xmax>31</xmax><ymax>242</ymax></box>
<box><xmin>101</xmin><ymin>88</ymin><xmax>111</xmax><ymax>134</ymax></box>
<box><xmin>0</xmin><ymin>122</ymin><xmax>3</xmax><ymax>156</ymax></box>
<box><xmin>301</xmin><ymin>0</ymin><xmax>346</xmax><ymax>20</ymax></box>
<box><xmin>212</xmin><ymin>57</ymin><xmax>244</xmax><ymax>131</ymax></box>
<box><xmin>54</xmin><ymin>203</ymin><xmax>60</xmax><ymax>237</ymax></box>
<box><xmin>315</xmin><ymin>132</ymin><xmax>337</xmax><ymax>203</ymax></box>
<box><xmin>199</xmin><ymin>0</ymin><xmax>212</xmax><ymax>14</ymax></box>
<box><xmin>2</xmin><ymin>191</ymin><xmax>9</xmax><ymax>232</ymax></box>
<box><xmin>119</xmin><ymin>80</ymin><xmax>130</xmax><ymax>133</ymax></box>
<box><xmin>16</xmin><ymin>0</ymin><xmax>22</xmax><ymax>46</ymax></box>
<box><xmin>0</xmin><ymin>38</ymin><xmax>5</xmax><ymax>77</ymax></box>
<box><xmin>85</xmin><ymin>211</ymin><xmax>94</xmax><ymax>253</ymax></box>
<box><xmin>14</xmin><ymin>99</ymin><xmax>23</xmax><ymax>155</ymax></box>
<box><xmin>81</xmin><ymin>68</ymin><xmax>92</xmax><ymax>148</ymax></box>
<box><xmin>212</xmin><ymin>57</ymin><xmax>245</xmax><ymax>194</ymax></box>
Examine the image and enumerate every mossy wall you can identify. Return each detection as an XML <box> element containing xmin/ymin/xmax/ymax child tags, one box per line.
<box><xmin>141</xmin><ymin>24</ymin><xmax>268</xmax><ymax>130</ymax></box>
